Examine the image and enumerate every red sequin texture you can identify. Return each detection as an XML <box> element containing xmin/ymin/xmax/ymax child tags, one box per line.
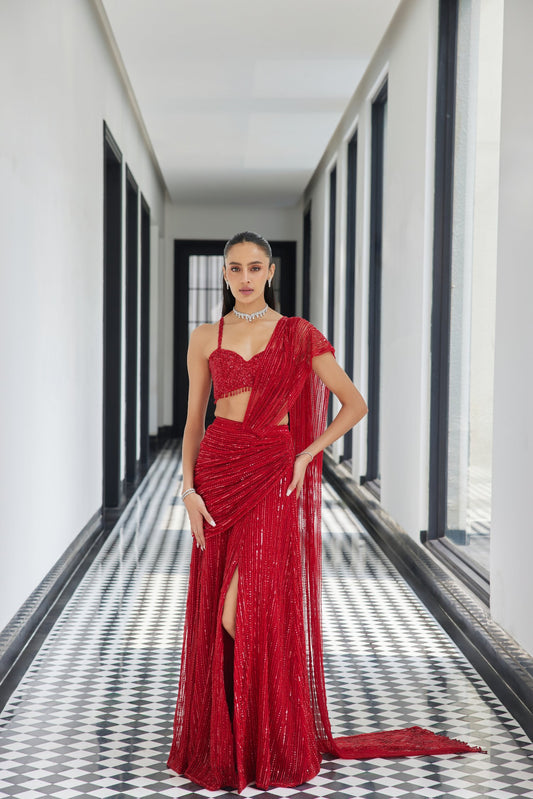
<box><xmin>208</xmin><ymin>315</ymin><xmax>265</xmax><ymax>401</ymax></box>
<box><xmin>166</xmin><ymin>316</ymin><xmax>484</xmax><ymax>793</ymax></box>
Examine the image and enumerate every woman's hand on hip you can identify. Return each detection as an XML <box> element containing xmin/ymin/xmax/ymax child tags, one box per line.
<box><xmin>184</xmin><ymin>493</ymin><xmax>215</xmax><ymax>550</ymax></box>
<box><xmin>286</xmin><ymin>454</ymin><xmax>311</xmax><ymax>499</ymax></box>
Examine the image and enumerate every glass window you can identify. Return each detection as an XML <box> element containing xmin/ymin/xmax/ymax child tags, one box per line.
<box><xmin>327</xmin><ymin>165</ymin><xmax>337</xmax><ymax>426</ymax></box>
<box><xmin>446</xmin><ymin>0</ymin><xmax>502</xmax><ymax>573</ymax></box>
<box><xmin>188</xmin><ymin>255</ymin><xmax>223</xmax><ymax>338</ymax></box>
<box><xmin>363</xmin><ymin>81</ymin><xmax>387</xmax><ymax>495</ymax></box>
<box><xmin>343</xmin><ymin>130</ymin><xmax>358</xmax><ymax>466</ymax></box>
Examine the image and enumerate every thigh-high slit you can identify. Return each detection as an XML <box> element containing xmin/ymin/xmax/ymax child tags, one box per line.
<box><xmin>167</xmin><ymin>417</ymin><xmax>320</xmax><ymax>791</ymax></box>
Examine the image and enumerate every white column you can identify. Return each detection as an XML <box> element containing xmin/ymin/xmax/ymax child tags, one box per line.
<box><xmin>491</xmin><ymin>0</ymin><xmax>533</xmax><ymax>656</ymax></box>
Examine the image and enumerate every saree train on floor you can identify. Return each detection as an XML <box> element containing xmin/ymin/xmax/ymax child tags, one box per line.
<box><xmin>166</xmin><ymin>315</ymin><xmax>484</xmax><ymax>793</ymax></box>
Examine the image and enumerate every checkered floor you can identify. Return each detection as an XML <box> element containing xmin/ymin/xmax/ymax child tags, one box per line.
<box><xmin>1</xmin><ymin>440</ymin><xmax>532</xmax><ymax>799</ymax></box>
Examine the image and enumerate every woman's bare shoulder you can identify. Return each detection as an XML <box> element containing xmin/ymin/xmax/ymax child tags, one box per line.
<box><xmin>189</xmin><ymin>321</ymin><xmax>219</xmax><ymax>358</ymax></box>
<box><xmin>190</xmin><ymin>321</ymin><xmax>218</xmax><ymax>338</ymax></box>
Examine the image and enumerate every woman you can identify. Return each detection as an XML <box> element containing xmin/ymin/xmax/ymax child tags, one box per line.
<box><xmin>166</xmin><ymin>232</ymin><xmax>483</xmax><ymax>793</ymax></box>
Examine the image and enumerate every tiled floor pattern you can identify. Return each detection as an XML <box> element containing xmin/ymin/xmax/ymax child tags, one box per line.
<box><xmin>0</xmin><ymin>440</ymin><xmax>532</xmax><ymax>798</ymax></box>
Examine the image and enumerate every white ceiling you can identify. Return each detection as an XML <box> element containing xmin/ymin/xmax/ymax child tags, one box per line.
<box><xmin>101</xmin><ymin>0</ymin><xmax>401</xmax><ymax>207</ymax></box>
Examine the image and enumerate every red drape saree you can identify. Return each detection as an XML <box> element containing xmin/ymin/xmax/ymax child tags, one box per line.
<box><xmin>166</xmin><ymin>316</ymin><xmax>483</xmax><ymax>793</ymax></box>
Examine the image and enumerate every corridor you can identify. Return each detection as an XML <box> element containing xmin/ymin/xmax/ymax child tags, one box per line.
<box><xmin>0</xmin><ymin>443</ymin><xmax>532</xmax><ymax>799</ymax></box>
<box><xmin>2</xmin><ymin>1</ymin><xmax>533</xmax><ymax>795</ymax></box>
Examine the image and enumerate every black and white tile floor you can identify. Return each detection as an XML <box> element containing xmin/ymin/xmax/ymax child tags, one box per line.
<box><xmin>1</xmin><ymin>440</ymin><xmax>532</xmax><ymax>799</ymax></box>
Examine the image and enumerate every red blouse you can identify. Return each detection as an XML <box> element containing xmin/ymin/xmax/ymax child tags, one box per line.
<box><xmin>208</xmin><ymin>316</ymin><xmax>270</xmax><ymax>402</ymax></box>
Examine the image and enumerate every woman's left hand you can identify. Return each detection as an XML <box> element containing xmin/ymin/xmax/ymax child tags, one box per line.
<box><xmin>286</xmin><ymin>454</ymin><xmax>313</xmax><ymax>499</ymax></box>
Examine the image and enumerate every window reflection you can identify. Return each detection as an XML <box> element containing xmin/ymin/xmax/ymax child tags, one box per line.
<box><xmin>446</xmin><ymin>0</ymin><xmax>503</xmax><ymax>573</ymax></box>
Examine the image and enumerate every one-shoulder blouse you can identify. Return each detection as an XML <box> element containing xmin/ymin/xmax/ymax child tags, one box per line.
<box><xmin>208</xmin><ymin>315</ymin><xmax>335</xmax><ymax>403</ymax></box>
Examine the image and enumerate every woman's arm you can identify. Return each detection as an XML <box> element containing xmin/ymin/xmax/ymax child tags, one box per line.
<box><xmin>181</xmin><ymin>325</ymin><xmax>216</xmax><ymax>549</ymax></box>
<box><xmin>181</xmin><ymin>325</ymin><xmax>212</xmax><ymax>490</ymax></box>
<box><xmin>287</xmin><ymin>352</ymin><xmax>368</xmax><ymax>497</ymax></box>
<box><xmin>302</xmin><ymin>351</ymin><xmax>367</xmax><ymax>457</ymax></box>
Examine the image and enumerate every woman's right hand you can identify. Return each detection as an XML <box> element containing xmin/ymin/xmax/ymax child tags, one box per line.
<box><xmin>184</xmin><ymin>492</ymin><xmax>216</xmax><ymax>551</ymax></box>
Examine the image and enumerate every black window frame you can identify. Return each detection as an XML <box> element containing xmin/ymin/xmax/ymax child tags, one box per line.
<box><xmin>302</xmin><ymin>203</ymin><xmax>312</xmax><ymax>320</ymax></box>
<box><xmin>343</xmin><ymin>129</ymin><xmax>358</xmax><ymax>463</ymax></box>
<box><xmin>362</xmin><ymin>79</ymin><xmax>388</xmax><ymax>491</ymax></box>
<box><xmin>139</xmin><ymin>194</ymin><xmax>151</xmax><ymax>467</ymax></box>
<box><xmin>102</xmin><ymin>122</ymin><xmax>123</xmax><ymax>509</ymax></box>
<box><xmin>327</xmin><ymin>165</ymin><xmax>337</xmax><ymax>425</ymax></box>
<box><xmin>125</xmin><ymin>166</ymin><xmax>139</xmax><ymax>484</ymax></box>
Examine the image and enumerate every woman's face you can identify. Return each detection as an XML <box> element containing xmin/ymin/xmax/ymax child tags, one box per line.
<box><xmin>224</xmin><ymin>242</ymin><xmax>274</xmax><ymax>302</ymax></box>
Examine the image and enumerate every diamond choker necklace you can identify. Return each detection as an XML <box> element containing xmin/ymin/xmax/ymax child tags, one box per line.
<box><xmin>232</xmin><ymin>304</ymin><xmax>269</xmax><ymax>322</ymax></box>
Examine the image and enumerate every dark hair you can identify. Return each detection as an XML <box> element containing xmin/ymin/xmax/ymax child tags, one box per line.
<box><xmin>222</xmin><ymin>231</ymin><xmax>276</xmax><ymax>314</ymax></box>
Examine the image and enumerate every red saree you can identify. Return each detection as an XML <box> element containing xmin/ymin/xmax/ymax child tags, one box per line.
<box><xmin>166</xmin><ymin>316</ymin><xmax>484</xmax><ymax>792</ymax></box>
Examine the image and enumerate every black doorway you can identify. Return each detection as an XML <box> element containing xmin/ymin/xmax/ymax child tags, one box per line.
<box><xmin>173</xmin><ymin>238</ymin><xmax>297</xmax><ymax>436</ymax></box>
<box><xmin>102</xmin><ymin>123</ymin><xmax>123</xmax><ymax>509</ymax></box>
<box><xmin>125</xmin><ymin>167</ymin><xmax>139</xmax><ymax>483</ymax></box>
<box><xmin>140</xmin><ymin>195</ymin><xmax>151</xmax><ymax>466</ymax></box>
<box><xmin>302</xmin><ymin>204</ymin><xmax>312</xmax><ymax>321</ymax></box>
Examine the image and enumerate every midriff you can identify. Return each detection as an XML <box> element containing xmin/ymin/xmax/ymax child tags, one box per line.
<box><xmin>215</xmin><ymin>390</ymin><xmax>289</xmax><ymax>425</ymax></box>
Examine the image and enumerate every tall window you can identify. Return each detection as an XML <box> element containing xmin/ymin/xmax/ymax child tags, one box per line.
<box><xmin>428</xmin><ymin>0</ymin><xmax>502</xmax><ymax>596</ymax></box>
<box><xmin>363</xmin><ymin>80</ymin><xmax>387</xmax><ymax>495</ymax></box>
<box><xmin>447</xmin><ymin>0</ymin><xmax>501</xmax><ymax>572</ymax></box>
<box><xmin>327</xmin><ymin>166</ymin><xmax>337</xmax><ymax>345</ymax></box>
<box><xmin>343</xmin><ymin>130</ymin><xmax>358</xmax><ymax>464</ymax></box>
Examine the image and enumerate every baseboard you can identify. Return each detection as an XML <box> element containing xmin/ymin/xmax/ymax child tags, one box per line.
<box><xmin>0</xmin><ymin>508</ymin><xmax>105</xmax><ymax>708</ymax></box>
<box><xmin>324</xmin><ymin>452</ymin><xmax>533</xmax><ymax>743</ymax></box>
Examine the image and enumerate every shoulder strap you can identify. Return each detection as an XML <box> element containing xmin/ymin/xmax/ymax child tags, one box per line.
<box><xmin>217</xmin><ymin>316</ymin><xmax>224</xmax><ymax>349</ymax></box>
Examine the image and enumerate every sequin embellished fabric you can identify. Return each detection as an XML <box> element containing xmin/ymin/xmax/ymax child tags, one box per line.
<box><xmin>208</xmin><ymin>315</ymin><xmax>267</xmax><ymax>401</ymax></box>
<box><xmin>166</xmin><ymin>315</ymin><xmax>484</xmax><ymax>793</ymax></box>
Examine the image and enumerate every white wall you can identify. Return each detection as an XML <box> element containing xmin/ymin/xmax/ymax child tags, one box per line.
<box><xmin>490</xmin><ymin>0</ymin><xmax>533</xmax><ymax>656</ymax></box>
<box><xmin>160</xmin><ymin>203</ymin><xmax>300</xmax><ymax>427</ymax></box>
<box><xmin>301</xmin><ymin>0</ymin><xmax>533</xmax><ymax>658</ymax></box>
<box><xmin>166</xmin><ymin>204</ymin><xmax>299</xmax><ymax>243</ymax></box>
<box><xmin>0</xmin><ymin>0</ymin><xmax>166</xmax><ymax>632</ymax></box>
<box><xmin>303</xmin><ymin>0</ymin><xmax>438</xmax><ymax>531</ymax></box>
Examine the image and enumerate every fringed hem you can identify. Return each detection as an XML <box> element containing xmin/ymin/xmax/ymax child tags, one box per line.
<box><xmin>215</xmin><ymin>386</ymin><xmax>253</xmax><ymax>401</ymax></box>
<box><xmin>331</xmin><ymin>726</ymin><xmax>486</xmax><ymax>759</ymax></box>
<box><xmin>168</xmin><ymin>727</ymin><xmax>485</xmax><ymax>794</ymax></box>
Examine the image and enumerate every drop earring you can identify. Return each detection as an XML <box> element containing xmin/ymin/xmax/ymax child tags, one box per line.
<box><xmin>225</xmin><ymin>278</ymin><xmax>229</xmax><ymax>290</ymax></box>
<box><xmin>268</xmin><ymin>277</ymin><xmax>272</xmax><ymax>288</ymax></box>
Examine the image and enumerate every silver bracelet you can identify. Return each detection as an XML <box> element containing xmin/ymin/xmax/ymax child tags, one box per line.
<box><xmin>181</xmin><ymin>488</ymin><xmax>196</xmax><ymax>500</ymax></box>
<box><xmin>296</xmin><ymin>450</ymin><xmax>313</xmax><ymax>461</ymax></box>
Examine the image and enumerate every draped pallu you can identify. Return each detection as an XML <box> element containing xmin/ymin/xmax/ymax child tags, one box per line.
<box><xmin>166</xmin><ymin>316</ymin><xmax>484</xmax><ymax>793</ymax></box>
